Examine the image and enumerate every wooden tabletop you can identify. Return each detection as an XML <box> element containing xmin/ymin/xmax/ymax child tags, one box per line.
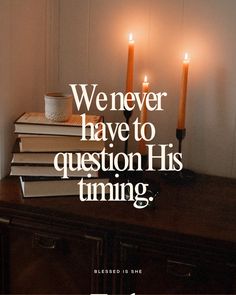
<box><xmin>0</xmin><ymin>173</ymin><xmax>236</xmax><ymax>245</ymax></box>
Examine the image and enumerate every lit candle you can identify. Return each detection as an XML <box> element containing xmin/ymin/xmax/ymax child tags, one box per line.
<box><xmin>126</xmin><ymin>33</ymin><xmax>134</xmax><ymax>108</ymax></box>
<box><xmin>139</xmin><ymin>75</ymin><xmax>149</xmax><ymax>155</ymax></box>
<box><xmin>177</xmin><ymin>52</ymin><xmax>190</xmax><ymax>129</ymax></box>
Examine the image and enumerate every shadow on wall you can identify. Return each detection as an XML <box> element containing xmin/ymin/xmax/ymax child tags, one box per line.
<box><xmin>1</xmin><ymin>122</ymin><xmax>16</xmax><ymax>178</ymax></box>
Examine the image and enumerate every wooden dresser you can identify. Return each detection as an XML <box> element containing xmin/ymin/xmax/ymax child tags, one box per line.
<box><xmin>0</xmin><ymin>173</ymin><xmax>235</xmax><ymax>294</ymax></box>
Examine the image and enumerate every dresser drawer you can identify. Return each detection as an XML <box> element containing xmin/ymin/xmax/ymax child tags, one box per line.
<box><xmin>114</xmin><ymin>236</ymin><xmax>236</xmax><ymax>294</ymax></box>
<box><xmin>6</xmin><ymin>220</ymin><xmax>106</xmax><ymax>294</ymax></box>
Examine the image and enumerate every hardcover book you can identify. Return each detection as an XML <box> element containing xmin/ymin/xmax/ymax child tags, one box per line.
<box><xmin>20</xmin><ymin>176</ymin><xmax>109</xmax><ymax>198</ymax></box>
<box><xmin>15</xmin><ymin>112</ymin><xmax>103</xmax><ymax>136</ymax></box>
<box><xmin>18</xmin><ymin>134</ymin><xmax>104</xmax><ymax>152</ymax></box>
<box><xmin>12</xmin><ymin>145</ymin><xmax>99</xmax><ymax>165</ymax></box>
<box><xmin>10</xmin><ymin>164</ymin><xmax>99</xmax><ymax>178</ymax></box>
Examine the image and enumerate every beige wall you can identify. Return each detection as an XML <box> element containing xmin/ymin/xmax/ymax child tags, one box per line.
<box><xmin>0</xmin><ymin>0</ymin><xmax>48</xmax><ymax>178</ymax></box>
<box><xmin>1</xmin><ymin>0</ymin><xmax>236</xmax><ymax>179</ymax></box>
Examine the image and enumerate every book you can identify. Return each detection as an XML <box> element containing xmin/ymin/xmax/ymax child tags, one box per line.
<box><xmin>18</xmin><ymin>135</ymin><xmax>104</xmax><ymax>152</ymax></box>
<box><xmin>20</xmin><ymin>176</ymin><xmax>110</xmax><ymax>198</ymax></box>
<box><xmin>14</xmin><ymin>112</ymin><xmax>103</xmax><ymax>136</ymax></box>
<box><xmin>12</xmin><ymin>140</ymin><xmax>101</xmax><ymax>163</ymax></box>
<box><xmin>10</xmin><ymin>164</ymin><xmax>98</xmax><ymax>178</ymax></box>
<box><xmin>12</xmin><ymin>151</ymin><xmax>75</xmax><ymax>165</ymax></box>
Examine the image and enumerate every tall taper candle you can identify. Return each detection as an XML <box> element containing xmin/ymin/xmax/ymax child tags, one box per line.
<box><xmin>139</xmin><ymin>75</ymin><xmax>149</xmax><ymax>155</ymax></box>
<box><xmin>177</xmin><ymin>53</ymin><xmax>190</xmax><ymax>129</ymax></box>
<box><xmin>126</xmin><ymin>33</ymin><xmax>134</xmax><ymax>108</ymax></box>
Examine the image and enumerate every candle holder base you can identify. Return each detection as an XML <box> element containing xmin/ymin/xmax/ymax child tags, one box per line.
<box><xmin>144</xmin><ymin>174</ymin><xmax>160</xmax><ymax>209</ymax></box>
<box><xmin>118</xmin><ymin>170</ymin><xmax>160</xmax><ymax>209</ymax></box>
<box><xmin>160</xmin><ymin>169</ymin><xmax>196</xmax><ymax>184</ymax></box>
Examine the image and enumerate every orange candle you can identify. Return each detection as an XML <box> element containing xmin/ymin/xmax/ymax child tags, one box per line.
<box><xmin>126</xmin><ymin>33</ymin><xmax>134</xmax><ymax>108</ymax></box>
<box><xmin>177</xmin><ymin>53</ymin><xmax>190</xmax><ymax>129</ymax></box>
<box><xmin>139</xmin><ymin>75</ymin><xmax>149</xmax><ymax>155</ymax></box>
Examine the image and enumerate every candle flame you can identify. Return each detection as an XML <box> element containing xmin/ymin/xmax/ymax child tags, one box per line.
<box><xmin>183</xmin><ymin>52</ymin><xmax>190</xmax><ymax>63</ymax></box>
<box><xmin>144</xmin><ymin>75</ymin><xmax>148</xmax><ymax>83</ymax></box>
<box><xmin>128</xmin><ymin>33</ymin><xmax>134</xmax><ymax>42</ymax></box>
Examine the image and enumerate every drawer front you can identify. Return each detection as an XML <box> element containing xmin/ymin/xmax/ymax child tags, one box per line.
<box><xmin>114</xmin><ymin>237</ymin><xmax>236</xmax><ymax>294</ymax></box>
<box><xmin>7</xmin><ymin>223</ymin><xmax>105</xmax><ymax>294</ymax></box>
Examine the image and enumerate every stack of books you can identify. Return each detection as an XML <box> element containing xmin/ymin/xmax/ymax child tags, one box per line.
<box><xmin>11</xmin><ymin>112</ymin><xmax>109</xmax><ymax>198</ymax></box>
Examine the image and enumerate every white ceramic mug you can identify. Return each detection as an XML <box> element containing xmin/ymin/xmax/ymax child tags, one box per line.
<box><xmin>44</xmin><ymin>93</ymin><xmax>72</xmax><ymax>122</ymax></box>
